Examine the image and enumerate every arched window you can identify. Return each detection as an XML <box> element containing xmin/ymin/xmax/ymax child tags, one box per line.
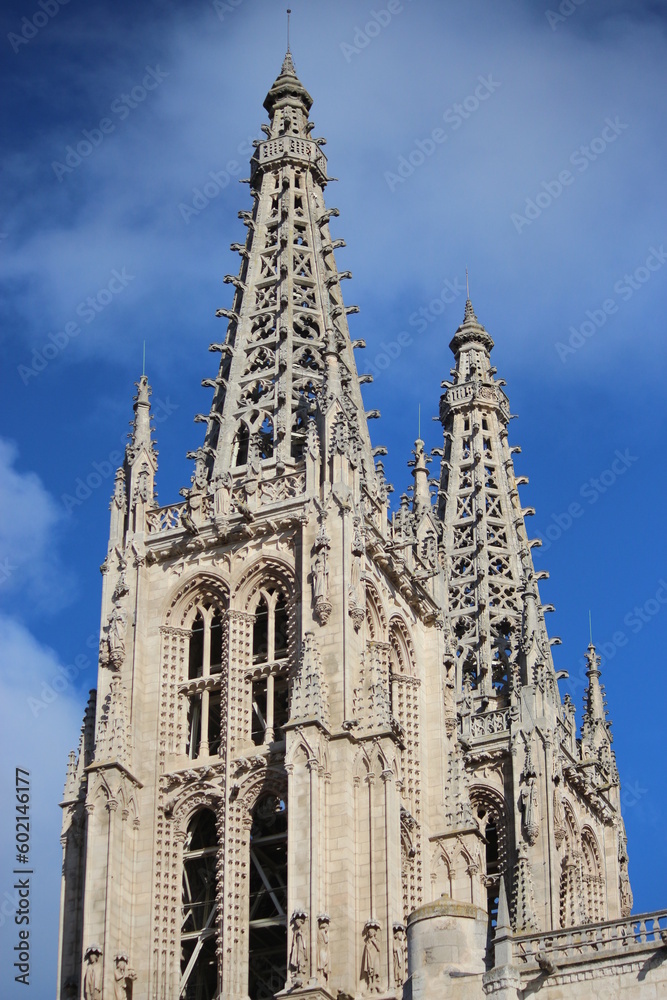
<box><xmin>248</xmin><ymin>793</ymin><xmax>288</xmax><ymax>1000</ymax></box>
<box><xmin>234</xmin><ymin>423</ymin><xmax>250</xmax><ymax>467</ymax></box>
<box><xmin>250</xmin><ymin>589</ymin><xmax>290</xmax><ymax>746</ymax></box>
<box><xmin>180</xmin><ymin>809</ymin><xmax>219</xmax><ymax>999</ymax></box>
<box><xmin>582</xmin><ymin>830</ymin><xmax>605</xmax><ymax>923</ymax></box>
<box><xmin>184</xmin><ymin>604</ymin><xmax>226</xmax><ymax>759</ymax></box>
<box><xmin>470</xmin><ymin>791</ymin><xmax>509</xmax><ymax>968</ymax></box>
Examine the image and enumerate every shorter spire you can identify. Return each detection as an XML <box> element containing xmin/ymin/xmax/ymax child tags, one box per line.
<box><xmin>449</xmin><ymin>297</ymin><xmax>494</xmax><ymax>355</ymax></box>
<box><xmin>263</xmin><ymin>49</ymin><xmax>313</xmax><ymax>117</ymax></box>
<box><xmin>127</xmin><ymin>374</ymin><xmax>155</xmax><ymax>462</ymax></box>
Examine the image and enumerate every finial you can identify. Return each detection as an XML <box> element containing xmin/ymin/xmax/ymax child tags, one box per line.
<box><xmin>142</xmin><ymin>340</ymin><xmax>146</xmax><ymax>377</ymax></box>
<box><xmin>418</xmin><ymin>403</ymin><xmax>421</xmax><ymax>441</ymax></box>
<box><xmin>287</xmin><ymin>9</ymin><xmax>291</xmax><ymax>53</ymax></box>
<box><xmin>589</xmin><ymin>609</ymin><xmax>593</xmax><ymax>646</ymax></box>
<box><xmin>466</xmin><ymin>267</ymin><xmax>469</xmax><ymax>300</ymax></box>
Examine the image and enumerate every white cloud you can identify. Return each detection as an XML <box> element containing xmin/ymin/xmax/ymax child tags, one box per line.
<box><xmin>0</xmin><ymin>438</ymin><xmax>75</xmax><ymax>610</ymax></box>
<box><xmin>0</xmin><ymin>615</ymin><xmax>90</xmax><ymax>999</ymax></box>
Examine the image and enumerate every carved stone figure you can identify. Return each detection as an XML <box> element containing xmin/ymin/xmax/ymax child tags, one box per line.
<box><xmin>113</xmin><ymin>953</ymin><xmax>136</xmax><ymax>1000</ymax></box>
<box><xmin>393</xmin><ymin>922</ymin><xmax>406</xmax><ymax>986</ymax></box>
<box><xmin>289</xmin><ymin>910</ymin><xmax>308</xmax><ymax>979</ymax></box>
<box><xmin>83</xmin><ymin>945</ymin><xmax>102</xmax><ymax>1000</ymax></box>
<box><xmin>312</xmin><ymin>549</ymin><xmax>328</xmax><ymax>603</ymax></box>
<box><xmin>317</xmin><ymin>913</ymin><xmax>331</xmax><ymax>983</ymax></box>
<box><xmin>520</xmin><ymin>774</ymin><xmax>540</xmax><ymax>845</ymax></box>
<box><xmin>100</xmin><ymin>605</ymin><xmax>127</xmax><ymax>670</ymax></box>
<box><xmin>361</xmin><ymin>920</ymin><xmax>381</xmax><ymax>993</ymax></box>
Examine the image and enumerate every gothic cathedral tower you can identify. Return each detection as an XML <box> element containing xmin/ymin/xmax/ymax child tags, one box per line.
<box><xmin>58</xmin><ymin>53</ymin><xmax>648</xmax><ymax>1000</ymax></box>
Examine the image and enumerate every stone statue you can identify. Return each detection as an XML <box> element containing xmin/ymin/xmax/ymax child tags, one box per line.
<box><xmin>393</xmin><ymin>923</ymin><xmax>406</xmax><ymax>986</ymax></box>
<box><xmin>520</xmin><ymin>774</ymin><xmax>540</xmax><ymax>845</ymax></box>
<box><xmin>289</xmin><ymin>910</ymin><xmax>308</xmax><ymax>978</ymax></box>
<box><xmin>100</xmin><ymin>605</ymin><xmax>127</xmax><ymax>670</ymax></box>
<box><xmin>312</xmin><ymin>549</ymin><xmax>329</xmax><ymax>603</ymax></box>
<box><xmin>113</xmin><ymin>953</ymin><xmax>136</xmax><ymax>1000</ymax></box>
<box><xmin>361</xmin><ymin>920</ymin><xmax>381</xmax><ymax>993</ymax></box>
<box><xmin>317</xmin><ymin>914</ymin><xmax>331</xmax><ymax>983</ymax></box>
<box><xmin>83</xmin><ymin>945</ymin><xmax>103</xmax><ymax>1000</ymax></box>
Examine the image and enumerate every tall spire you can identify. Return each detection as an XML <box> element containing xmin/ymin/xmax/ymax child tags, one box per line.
<box><xmin>437</xmin><ymin>298</ymin><xmax>555</xmax><ymax>706</ymax></box>
<box><xmin>193</xmin><ymin>53</ymin><xmax>378</xmax><ymax>497</ymax></box>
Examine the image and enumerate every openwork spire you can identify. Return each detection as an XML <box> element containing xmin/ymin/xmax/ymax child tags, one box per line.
<box><xmin>192</xmin><ymin>54</ymin><xmax>377</xmax><ymax>493</ymax></box>
<box><xmin>437</xmin><ymin>299</ymin><xmax>556</xmax><ymax>706</ymax></box>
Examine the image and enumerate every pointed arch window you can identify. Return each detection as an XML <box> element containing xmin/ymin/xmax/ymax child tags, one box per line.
<box><xmin>233</xmin><ymin>423</ymin><xmax>250</xmax><ymax>467</ymax></box>
<box><xmin>248</xmin><ymin>793</ymin><xmax>288</xmax><ymax>1000</ymax></box>
<box><xmin>180</xmin><ymin>809</ymin><xmax>219</xmax><ymax>999</ymax></box>
<box><xmin>183</xmin><ymin>604</ymin><xmax>226</xmax><ymax>759</ymax></box>
<box><xmin>250</xmin><ymin>589</ymin><xmax>289</xmax><ymax>746</ymax></box>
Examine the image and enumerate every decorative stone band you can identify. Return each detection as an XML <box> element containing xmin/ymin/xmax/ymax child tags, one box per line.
<box><xmin>513</xmin><ymin>909</ymin><xmax>667</xmax><ymax>970</ymax></box>
<box><xmin>144</xmin><ymin>473</ymin><xmax>307</xmax><ymax>535</ymax></box>
<box><xmin>458</xmin><ymin>708</ymin><xmax>511</xmax><ymax>739</ymax></box>
<box><xmin>252</xmin><ymin>137</ymin><xmax>328</xmax><ymax>182</ymax></box>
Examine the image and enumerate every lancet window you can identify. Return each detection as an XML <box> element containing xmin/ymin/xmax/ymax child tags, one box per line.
<box><xmin>248</xmin><ymin>793</ymin><xmax>288</xmax><ymax>1000</ymax></box>
<box><xmin>180</xmin><ymin>809</ymin><xmax>219</xmax><ymax>999</ymax></box>
<box><xmin>250</xmin><ymin>589</ymin><xmax>290</xmax><ymax>746</ymax></box>
<box><xmin>185</xmin><ymin>603</ymin><xmax>226</xmax><ymax>759</ymax></box>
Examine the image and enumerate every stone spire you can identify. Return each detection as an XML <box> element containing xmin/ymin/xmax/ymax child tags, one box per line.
<box><xmin>436</xmin><ymin>297</ymin><xmax>557</xmax><ymax>706</ymax></box>
<box><xmin>110</xmin><ymin>373</ymin><xmax>157</xmax><ymax>543</ymax></box>
<box><xmin>193</xmin><ymin>52</ymin><xmax>378</xmax><ymax>495</ymax></box>
<box><xmin>581</xmin><ymin>641</ymin><xmax>615</xmax><ymax>764</ymax></box>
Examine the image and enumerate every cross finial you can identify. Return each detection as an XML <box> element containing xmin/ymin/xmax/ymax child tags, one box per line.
<box><xmin>287</xmin><ymin>8</ymin><xmax>291</xmax><ymax>52</ymax></box>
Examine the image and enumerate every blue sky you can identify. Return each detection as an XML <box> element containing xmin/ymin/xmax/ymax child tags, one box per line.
<box><xmin>1</xmin><ymin>0</ymin><xmax>666</xmax><ymax>993</ymax></box>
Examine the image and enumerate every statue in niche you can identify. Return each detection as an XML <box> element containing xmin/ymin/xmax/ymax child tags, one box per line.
<box><xmin>213</xmin><ymin>470</ymin><xmax>233</xmax><ymax>518</ymax></box>
<box><xmin>393</xmin><ymin>923</ymin><xmax>407</xmax><ymax>986</ymax></box>
<box><xmin>317</xmin><ymin>914</ymin><xmax>331</xmax><ymax>983</ymax></box>
<box><xmin>361</xmin><ymin>920</ymin><xmax>381</xmax><ymax>993</ymax></box>
<box><xmin>83</xmin><ymin>945</ymin><xmax>103</xmax><ymax>1000</ymax></box>
<box><xmin>113</xmin><ymin>953</ymin><xmax>136</xmax><ymax>1000</ymax></box>
<box><xmin>520</xmin><ymin>774</ymin><xmax>540</xmax><ymax>846</ymax></box>
<box><xmin>100</xmin><ymin>605</ymin><xmax>127</xmax><ymax>670</ymax></box>
<box><xmin>312</xmin><ymin>549</ymin><xmax>329</xmax><ymax>604</ymax></box>
<box><xmin>289</xmin><ymin>910</ymin><xmax>308</xmax><ymax>979</ymax></box>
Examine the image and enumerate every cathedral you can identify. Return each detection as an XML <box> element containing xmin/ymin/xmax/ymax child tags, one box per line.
<box><xmin>57</xmin><ymin>51</ymin><xmax>667</xmax><ymax>1000</ymax></box>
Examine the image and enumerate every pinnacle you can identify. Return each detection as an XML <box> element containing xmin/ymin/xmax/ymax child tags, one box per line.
<box><xmin>449</xmin><ymin>296</ymin><xmax>494</xmax><ymax>356</ymax></box>
<box><xmin>263</xmin><ymin>50</ymin><xmax>313</xmax><ymax>117</ymax></box>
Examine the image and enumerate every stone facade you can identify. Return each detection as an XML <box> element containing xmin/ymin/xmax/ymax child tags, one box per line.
<box><xmin>57</xmin><ymin>53</ymin><xmax>667</xmax><ymax>1000</ymax></box>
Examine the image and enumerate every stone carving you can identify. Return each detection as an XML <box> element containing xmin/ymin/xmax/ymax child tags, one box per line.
<box><xmin>520</xmin><ymin>774</ymin><xmax>540</xmax><ymax>846</ymax></box>
<box><xmin>312</xmin><ymin>527</ymin><xmax>332</xmax><ymax>624</ymax></box>
<box><xmin>113</xmin><ymin>952</ymin><xmax>136</xmax><ymax>1000</ymax></box>
<box><xmin>317</xmin><ymin>913</ymin><xmax>331</xmax><ymax>983</ymax></box>
<box><xmin>83</xmin><ymin>945</ymin><xmax>102</xmax><ymax>1000</ymax></box>
<box><xmin>361</xmin><ymin>919</ymin><xmax>381</xmax><ymax>993</ymax></box>
<box><xmin>99</xmin><ymin>604</ymin><xmax>127</xmax><ymax>670</ymax></box>
<box><xmin>393</xmin><ymin>922</ymin><xmax>407</xmax><ymax>986</ymax></box>
<box><xmin>289</xmin><ymin>909</ymin><xmax>308</xmax><ymax>979</ymax></box>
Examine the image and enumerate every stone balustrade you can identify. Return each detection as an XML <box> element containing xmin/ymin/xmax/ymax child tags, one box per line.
<box><xmin>513</xmin><ymin>910</ymin><xmax>667</xmax><ymax>969</ymax></box>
